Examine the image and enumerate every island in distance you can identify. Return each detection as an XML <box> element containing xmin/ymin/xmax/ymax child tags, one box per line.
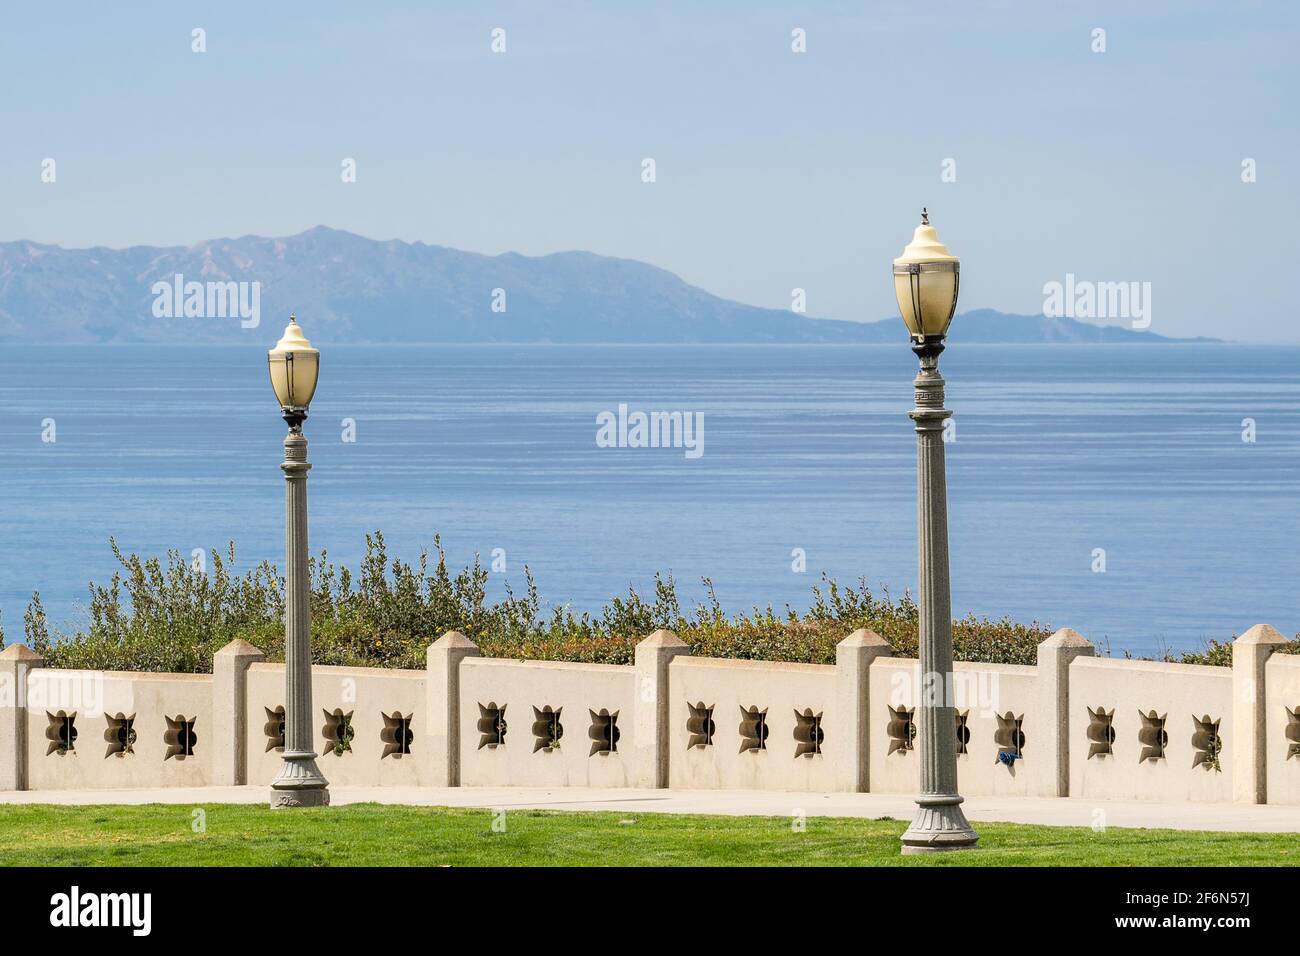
<box><xmin>0</xmin><ymin>226</ymin><xmax>1217</xmax><ymax>345</ymax></box>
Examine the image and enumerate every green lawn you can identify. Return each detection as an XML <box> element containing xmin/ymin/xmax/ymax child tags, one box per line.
<box><xmin>0</xmin><ymin>804</ymin><xmax>1293</xmax><ymax>866</ymax></box>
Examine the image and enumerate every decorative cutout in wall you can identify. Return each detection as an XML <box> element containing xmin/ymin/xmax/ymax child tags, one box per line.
<box><xmin>886</xmin><ymin>706</ymin><xmax>915</xmax><ymax>756</ymax></box>
<box><xmin>588</xmin><ymin>709</ymin><xmax>619</xmax><ymax>756</ymax></box>
<box><xmin>686</xmin><ymin>702</ymin><xmax>715</xmax><ymax>749</ymax></box>
<box><xmin>381</xmin><ymin>711</ymin><xmax>413</xmax><ymax>758</ymax></box>
<box><xmin>264</xmin><ymin>706</ymin><xmax>285</xmax><ymax>752</ymax></box>
<box><xmin>1286</xmin><ymin>706</ymin><xmax>1300</xmax><ymax>760</ymax></box>
<box><xmin>164</xmin><ymin>715</ymin><xmax>197</xmax><ymax>761</ymax></box>
<box><xmin>531</xmin><ymin>705</ymin><xmax>563</xmax><ymax>753</ymax></box>
<box><xmin>954</xmin><ymin>710</ymin><xmax>970</xmax><ymax>756</ymax></box>
<box><xmin>1137</xmin><ymin>710</ymin><xmax>1167</xmax><ymax>764</ymax></box>
<box><xmin>103</xmin><ymin>713</ymin><xmax>136</xmax><ymax>759</ymax></box>
<box><xmin>45</xmin><ymin>710</ymin><xmax>77</xmax><ymax>756</ymax></box>
<box><xmin>477</xmin><ymin>702</ymin><xmax>508</xmax><ymax>750</ymax></box>
<box><xmin>1190</xmin><ymin>714</ymin><xmax>1222</xmax><ymax>772</ymax></box>
<box><xmin>793</xmin><ymin>709</ymin><xmax>824</xmax><ymax>758</ymax></box>
<box><xmin>1086</xmin><ymin>706</ymin><xmax>1115</xmax><ymax>759</ymax></box>
<box><xmin>738</xmin><ymin>705</ymin><xmax>769</xmax><ymax>754</ymax></box>
<box><xmin>323</xmin><ymin>709</ymin><xmax>356</xmax><ymax>757</ymax></box>
<box><xmin>994</xmin><ymin>712</ymin><xmax>1024</xmax><ymax>765</ymax></box>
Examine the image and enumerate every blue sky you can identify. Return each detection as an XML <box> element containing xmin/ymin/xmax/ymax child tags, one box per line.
<box><xmin>1</xmin><ymin>1</ymin><xmax>1295</xmax><ymax>340</ymax></box>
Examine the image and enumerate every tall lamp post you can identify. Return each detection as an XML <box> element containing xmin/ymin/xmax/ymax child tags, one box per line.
<box><xmin>267</xmin><ymin>314</ymin><xmax>329</xmax><ymax>808</ymax></box>
<box><xmin>892</xmin><ymin>210</ymin><xmax>977</xmax><ymax>853</ymax></box>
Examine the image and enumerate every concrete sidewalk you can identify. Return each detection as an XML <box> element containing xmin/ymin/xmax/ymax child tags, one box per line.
<box><xmin>2</xmin><ymin>785</ymin><xmax>1297</xmax><ymax>833</ymax></box>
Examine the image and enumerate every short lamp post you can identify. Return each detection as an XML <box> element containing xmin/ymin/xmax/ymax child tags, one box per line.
<box><xmin>892</xmin><ymin>210</ymin><xmax>977</xmax><ymax>853</ymax></box>
<box><xmin>267</xmin><ymin>314</ymin><xmax>329</xmax><ymax>808</ymax></box>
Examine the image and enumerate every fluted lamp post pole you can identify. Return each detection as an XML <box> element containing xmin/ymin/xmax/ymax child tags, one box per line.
<box><xmin>893</xmin><ymin>210</ymin><xmax>977</xmax><ymax>853</ymax></box>
<box><xmin>267</xmin><ymin>314</ymin><xmax>329</xmax><ymax>808</ymax></box>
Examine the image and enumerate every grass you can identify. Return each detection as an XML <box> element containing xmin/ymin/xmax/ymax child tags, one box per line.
<box><xmin>0</xmin><ymin>803</ymin><xmax>1292</xmax><ymax>866</ymax></box>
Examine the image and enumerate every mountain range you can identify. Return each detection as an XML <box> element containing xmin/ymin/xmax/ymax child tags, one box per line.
<box><xmin>0</xmin><ymin>227</ymin><xmax>1214</xmax><ymax>344</ymax></box>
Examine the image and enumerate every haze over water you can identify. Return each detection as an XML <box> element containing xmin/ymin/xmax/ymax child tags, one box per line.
<box><xmin>1</xmin><ymin>342</ymin><xmax>1294</xmax><ymax>658</ymax></box>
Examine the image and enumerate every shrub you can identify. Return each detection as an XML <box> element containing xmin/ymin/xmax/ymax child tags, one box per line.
<box><xmin>1179</xmin><ymin>635</ymin><xmax>1300</xmax><ymax>667</ymax></box>
<box><xmin>9</xmin><ymin>532</ymin><xmax>1286</xmax><ymax>673</ymax></box>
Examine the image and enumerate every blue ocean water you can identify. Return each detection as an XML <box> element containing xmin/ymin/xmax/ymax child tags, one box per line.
<box><xmin>0</xmin><ymin>343</ymin><xmax>1295</xmax><ymax>657</ymax></box>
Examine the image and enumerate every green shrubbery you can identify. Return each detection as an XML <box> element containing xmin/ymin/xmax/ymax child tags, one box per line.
<box><xmin>5</xmin><ymin>532</ymin><xmax>1291</xmax><ymax>672</ymax></box>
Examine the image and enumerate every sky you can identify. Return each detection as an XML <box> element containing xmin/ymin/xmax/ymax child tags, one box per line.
<box><xmin>1</xmin><ymin>1</ymin><xmax>1296</xmax><ymax>341</ymax></box>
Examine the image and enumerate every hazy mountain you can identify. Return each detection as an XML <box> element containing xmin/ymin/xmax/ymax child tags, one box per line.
<box><xmin>940</xmin><ymin>309</ymin><xmax>1218</xmax><ymax>344</ymax></box>
<box><xmin>0</xmin><ymin>227</ymin><xmax>1214</xmax><ymax>344</ymax></box>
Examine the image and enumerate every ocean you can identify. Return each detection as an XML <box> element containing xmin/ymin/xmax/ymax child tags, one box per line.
<box><xmin>0</xmin><ymin>342</ymin><xmax>1295</xmax><ymax>657</ymax></box>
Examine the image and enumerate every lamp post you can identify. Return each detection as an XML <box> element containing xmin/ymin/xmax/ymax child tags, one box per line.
<box><xmin>267</xmin><ymin>314</ymin><xmax>329</xmax><ymax>808</ymax></box>
<box><xmin>892</xmin><ymin>210</ymin><xmax>977</xmax><ymax>853</ymax></box>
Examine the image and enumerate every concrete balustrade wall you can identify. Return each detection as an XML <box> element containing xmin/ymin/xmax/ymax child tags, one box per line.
<box><xmin>868</xmin><ymin>658</ymin><xmax>1057</xmax><ymax>798</ymax></box>
<box><xmin>20</xmin><ymin>669</ymin><xmax>213</xmax><ymax>790</ymax></box>
<box><xmin>458</xmin><ymin>657</ymin><xmax>636</xmax><ymax>788</ymax></box>
<box><xmin>1264</xmin><ymin>651</ymin><xmax>1300</xmax><ymax>806</ymax></box>
<box><xmin>667</xmin><ymin>657</ymin><xmax>840</xmax><ymax>792</ymax></box>
<box><xmin>1060</xmin><ymin>655</ymin><xmax>1232</xmax><ymax>806</ymax></box>
<box><xmin>1068</xmin><ymin>658</ymin><xmax>1234</xmax><ymax>803</ymax></box>
<box><xmin>0</xmin><ymin>624</ymin><xmax>1295</xmax><ymax>806</ymax></box>
<box><xmin>244</xmin><ymin>663</ymin><xmax>433</xmax><ymax>788</ymax></box>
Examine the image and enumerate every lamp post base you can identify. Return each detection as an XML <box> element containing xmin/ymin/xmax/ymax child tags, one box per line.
<box><xmin>269</xmin><ymin>751</ymin><xmax>330</xmax><ymax>808</ymax></box>
<box><xmin>900</xmin><ymin>793</ymin><xmax>979</xmax><ymax>854</ymax></box>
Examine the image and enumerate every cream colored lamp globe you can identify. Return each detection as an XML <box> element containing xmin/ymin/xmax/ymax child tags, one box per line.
<box><xmin>892</xmin><ymin>209</ymin><xmax>960</xmax><ymax>340</ymax></box>
<box><xmin>268</xmin><ymin>315</ymin><xmax>320</xmax><ymax>411</ymax></box>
